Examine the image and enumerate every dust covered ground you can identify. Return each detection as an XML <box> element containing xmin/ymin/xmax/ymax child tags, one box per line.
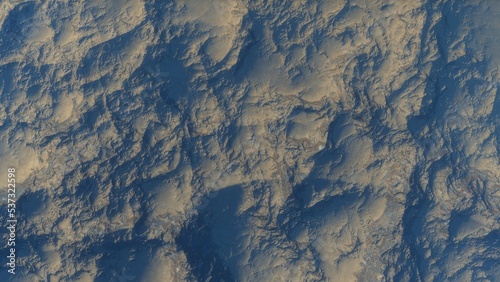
<box><xmin>0</xmin><ymin>0</ymin><xmax>499</xmax><ymax>281</ymax></box>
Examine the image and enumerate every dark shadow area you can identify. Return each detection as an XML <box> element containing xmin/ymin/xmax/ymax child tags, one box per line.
<box><xmin>176</xmin><ymin>185</ymin><xmax>245</xmax><ymax>282</ymax></box>
<box><xmin>0</xmin><ymin>2</ymin><xmax>35</xmax><ymax>56</ymax></box>
<box><xmin>17</xmin><ymin>190</ymin><xmax>49</xmax><ymax>218</ymax></box>
<box><xmin>177</xmin><ymin>214</ymin><xmax>234</xmax><ymax>282</ymax></box>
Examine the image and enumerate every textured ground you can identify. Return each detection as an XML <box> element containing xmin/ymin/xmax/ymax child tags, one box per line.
<box><xmin>0</xmin><ymin>0</ymin><xmax>499</xmax><ymax>281</ymax></box>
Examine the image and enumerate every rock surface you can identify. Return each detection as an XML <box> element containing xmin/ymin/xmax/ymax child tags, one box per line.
<box><xmin>0</xmin><ymin>0</ymin><xmax>499</xmax><ymax>281</ymax></box>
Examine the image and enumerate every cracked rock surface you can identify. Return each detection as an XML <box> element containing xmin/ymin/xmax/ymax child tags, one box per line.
<box><xmin>0</xmin><ymin>0</ymin><xmax>499</xmax><ymax>281</ymax></box>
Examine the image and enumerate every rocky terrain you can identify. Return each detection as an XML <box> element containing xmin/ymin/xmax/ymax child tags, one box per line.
<box><xmin>0</xmin><ymin>0</ymin><xmax>499</xmax><ymax>281</ymax></box>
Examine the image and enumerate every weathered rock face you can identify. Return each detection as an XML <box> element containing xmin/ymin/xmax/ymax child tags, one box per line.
<box><xmin>0</xmin><ymin>0</ymin><xmax>499</xmax><ymax>281</ymax></box>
